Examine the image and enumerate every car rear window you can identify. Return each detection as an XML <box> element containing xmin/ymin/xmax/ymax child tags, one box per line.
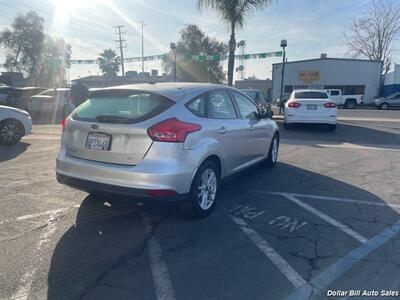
<box><xmin>295</xmin><ymin>91</ymin><xmax>328</xmax><ymax>99</ymax></box>
<box><xmin>40</xmin><ymin>89</ymin><xmax>55</xmax><ymax>96</ymax></box>
<box><xmin>73</xmin><ymin>91</ymin><xmax>174</xmax><ymax>124</ymax></box>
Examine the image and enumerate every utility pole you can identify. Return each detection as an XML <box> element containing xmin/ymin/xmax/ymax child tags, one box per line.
<box><xmin>139</xmin><ymin>20</ymin><xmax>145</xmax><ymax>74</ymax></box>
<box><xmin>279</xmin><ymin>39</ymin><xmax>287</xmax><ymax>115</ymax></box>
<box><xmin>114</xmin><ymin>25</ymin><xmax>126</xmax><ymax>77</ymax></box>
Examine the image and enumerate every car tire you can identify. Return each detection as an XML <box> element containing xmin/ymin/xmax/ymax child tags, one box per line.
<box><xmin>328</xmin><ymin>124</ymin><xmax>337</xmax><ymax>131</ymax></box>
<box><xmin>345</xmin><ymin>99</ymin><xmax>356</xmax><ymax>109</ymax></box>
<box><xmin>0</xmin><ymin>119</ymin><xmax>24</xmax><ymax>145</ymax></box>
<box><xmin>183</xmin><ymin>160</ymin><xmax>220</xmax><ymax>219</ymax></box>
<box><xmin>380</xmin><ymin>103</ymin><xmax>389</xmax><ymax>110</ymax></box>
<box><xmin>265</xmin><ymin>134</ymin><xmax>279</xmax><ymax>167</ymax></box>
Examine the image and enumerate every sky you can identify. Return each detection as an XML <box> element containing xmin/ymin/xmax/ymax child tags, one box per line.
<box><xmin>0</xmin><ymin>0</ymin><xmax>399</xmax><ymax>82</ymax></box>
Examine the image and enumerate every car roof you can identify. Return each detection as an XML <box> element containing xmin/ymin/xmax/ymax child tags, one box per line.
<box><xmin>293</xmin><ymin>89</ymin><xmax>328</xmax><ymax>93</ymax></box>
<box><xmin>241</xmin><ymin>89</ymin><xmax>260</xmax><ymax>92</ymax></box>
<box><xmin>90</xmin><ymin>82</ymin><xmax>237</xmax><ymax>101</ymax></box>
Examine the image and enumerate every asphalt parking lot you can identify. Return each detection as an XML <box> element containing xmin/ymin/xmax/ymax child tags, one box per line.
<box><xmin>1</xmin><ymin>109</ymin><xmax>399</xmax><ymax>300</ymax></box>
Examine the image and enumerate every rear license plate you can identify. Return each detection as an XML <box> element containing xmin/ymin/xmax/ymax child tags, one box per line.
<box><xmin>307</xmin><ymin>105</ymin><xmax>317</xmax><ymax>110</ymax></box>
<box><xmin>86</xmin><ymin>133</ymin><xmax>112</xmax><ymax>151</ymax></box>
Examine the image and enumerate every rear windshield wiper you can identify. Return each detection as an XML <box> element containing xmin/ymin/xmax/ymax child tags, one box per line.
<box><xmin>94</xmin><ymin>115</ymin><xmax>135</xmax><ymax>124</ymax></box>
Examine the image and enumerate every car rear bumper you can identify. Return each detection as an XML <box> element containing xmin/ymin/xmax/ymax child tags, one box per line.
<box><xmin>56</xmin><ymin>146</ymin><xmax>196</xmax><ymax>196</ymax></box>
<box><xmin>56</xmin><ymin>173</ymin><xmax>188</xmax><ymax>201</ymax></box>
<box><xmin>22</xmin><ymin>118</ymin><xmax>33</xmax><ymax>135</ymax></box>
<box><xmin>284</xmin><ymin>111</ymin><xmax>337</xmax><ymax>125</ymax></box>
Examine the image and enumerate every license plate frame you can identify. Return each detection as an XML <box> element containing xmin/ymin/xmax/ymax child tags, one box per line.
<box><xmin>307</xmin><ymin>105</ymin><xmax>318</xmax><ymax>110</ymax></box>
<box><xmin>86</xmin><ymin>132</ymin><xmax>112</xmax><ymax>151</ymax></box>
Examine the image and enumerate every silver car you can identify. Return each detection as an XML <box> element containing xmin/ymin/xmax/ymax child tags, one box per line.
<box><xmin>374</xmin><ymin>92</ymin><xmax>400</xmax><ymax>110</ymax></box>
<box><xmin>56</xmin><ymin>83</ymin><xmax>279</xmax><ymax>218</ymax></box>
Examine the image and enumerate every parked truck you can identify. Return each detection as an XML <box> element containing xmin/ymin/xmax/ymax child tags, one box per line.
<box><xmin>325</xmin><ymin>89</ymin><xmax>363</xmax><ymax>109</ymax></box>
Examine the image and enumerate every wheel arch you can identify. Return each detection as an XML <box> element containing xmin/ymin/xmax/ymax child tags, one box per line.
<box><xmin>345</xmin><ymin>98</ymin><xmax>357</xmax><ymax>103</ymax></box>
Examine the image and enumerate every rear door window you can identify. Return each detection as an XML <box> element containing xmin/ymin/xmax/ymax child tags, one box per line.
<box><xmin>330</xmin><ymin>90</ymin><xmax>340</xmax><ymax>96</ymax></box>
<box><xmin>207</xmin><ymin>91</ymin><xmax>237</xmax><ymax>119</ymax></box>
<box><xmin>295</xmin><ymin>91</ymin><xmax>328</xmax><ymax>99</ymax></box>
<box><xmin>73</xmin><ymin>91</ymin><xmax>174</xmax><ymax>124</ymax></box>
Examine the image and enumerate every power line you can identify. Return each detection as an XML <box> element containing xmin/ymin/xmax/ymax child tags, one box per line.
<box><xmin>114</xmin><ymin>25</ymin><xmax>126</xmax><ymax>77</ymax></box>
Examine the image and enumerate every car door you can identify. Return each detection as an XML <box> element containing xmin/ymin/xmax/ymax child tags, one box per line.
<box><xmin>206</xmin><ymin>90</ymin><xmax>247</xmax><ymax>175</ymax></box>
<box><xmin>393</xmin><ymin>93</ymin><xmax>400</xmax><ymax>107</ymax></box>
<box><xmin>231</xmin><ymin>91</ymin><xmax>272</xmax><ymax>163</ymax></box>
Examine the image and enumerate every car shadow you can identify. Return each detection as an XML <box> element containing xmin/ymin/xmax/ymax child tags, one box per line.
<box><xmin>276</xmin><ymin>120</ymin><xmax>400</xmax><ymax>149</ymax></box>
<box><xmin>0</xmin><ymin>142</ymin><xmax>30</xmax><ymax>162</ymax></box>
<box><xmin>46</xmin><ymin>162</ymin><xmax>399</xmax><ymax>300</ymax></box>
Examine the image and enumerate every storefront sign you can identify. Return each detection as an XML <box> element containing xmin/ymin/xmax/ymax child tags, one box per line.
<box><xmin>299</xmin><ymin>70</ymin><xmax>320</xmax><ymax>83</ymax></box>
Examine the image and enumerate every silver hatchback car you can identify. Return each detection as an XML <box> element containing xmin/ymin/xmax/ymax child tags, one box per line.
<box><xmin>56</xmin><ymin>83</ymin><xmax>279</xmax><ymax>218</ymax></box>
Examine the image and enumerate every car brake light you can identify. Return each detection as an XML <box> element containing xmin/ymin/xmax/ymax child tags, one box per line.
<box><xmin>145</xmin><ymin>189</ymin><xmax>177</xmax><ymax>197</ymax></box>
<box><xmin>288</xmin><ymin>101</ymin><xmax>301</xmax><ymax>108</ymax></box>
<box><xmin>60</xmin><ymin>117</ymin><xmax>68</xmax><ymax>130</ymax></box>
<box><xmin>147</xmin><ymin>118</ymin><xmax>201</xmax><ymax>142</ymax></box>
<box><xmin>324</xmin><ymin>102</ymin><xmax>336</xmax><ymax>108</ymax></box>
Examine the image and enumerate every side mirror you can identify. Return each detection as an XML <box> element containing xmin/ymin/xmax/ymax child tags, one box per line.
<box><xmin>257</xmin><ymin>107</ymin><xmax>273</xmax><ymax>119</ymax></box>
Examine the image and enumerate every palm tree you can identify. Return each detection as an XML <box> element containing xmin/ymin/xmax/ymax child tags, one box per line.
<box><xmin>98</xmin><ymin>49</ymin><xmax>120</xmax><ymax>78</ymax></box>
<box><xmin>197</xmin><ymin>0</ymin><xmax>271</xmax><ymax>86</ymax></box>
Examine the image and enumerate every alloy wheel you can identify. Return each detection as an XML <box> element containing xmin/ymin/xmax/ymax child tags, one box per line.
<box><xmin>0</xmin><ymin>122</ymin><xmax>22</xmax><ymax>144</ymax></box>
<box><xmin>197</xmin><ymin>168</ymin><xmax>217</xmax><ymax>210</ymax></box>
<box><xmin>271</xmin><ymin>138</ymin><xmax>278</xmax><ymax>163</ymax></box>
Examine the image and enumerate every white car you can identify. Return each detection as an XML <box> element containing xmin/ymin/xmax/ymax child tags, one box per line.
<box><xmin>284</xmin><ymin>89</ymin><xmax>337</xmax><ymax>131</ymax></box>
<box><xmin>0</xmin><ymin>105</ymin><xmax>33</xmax><ymax>145</ymax></box>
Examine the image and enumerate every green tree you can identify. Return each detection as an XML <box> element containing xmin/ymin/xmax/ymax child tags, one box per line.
<box><xmin>38</xmin><ymin>37</ymin><xmax>71</xmax><ymax>87</ymax></box>
<box><xmin>163</xmin><ymin>24</ymin><xmax>228</xmax><ymax>83</ymax></box>
<box><xmin>0</xmin><ymin>11</ymin><xmax>45</xmax><ymax>83</ymax></box>
<box><xmin>98</xmin><ymin>49</ymin><xmax>120</xmax><ymax>78</ymax></box>
<box><xmin>197</xmin><ymin>0</ymin><xmax>271</xmax><ymax>86</ymax></box>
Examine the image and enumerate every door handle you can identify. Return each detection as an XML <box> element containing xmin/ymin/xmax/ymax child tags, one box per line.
<box><xmin>218</xmin><ymin>127</ymin><xmax>228</xmax><ymax>134</ymax></box>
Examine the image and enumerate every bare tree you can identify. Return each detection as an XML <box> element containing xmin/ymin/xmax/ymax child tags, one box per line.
<box><xmin>344</xmin><ymin>0</ymin><xmax>400</xmax><ymax>74</ymax></box>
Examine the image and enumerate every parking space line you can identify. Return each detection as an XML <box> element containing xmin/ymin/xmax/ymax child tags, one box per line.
<box><xmin>280</xmin><ymin>139</ymin><xmax>400</xmax><ymax>152</ymax></box>
<box><xmin>230</xmin><ymin>215</ymin><xmax>307</xmax><ymax>288</ymax></box>
<box><xmin>147</xmin><ymin>236</ymin><xmax>176</xmax><ymax>300</ymax></box>
<box><xmin>0</xmin><ymin>208</ymin><xmax>71</xmax><ymax>228</ymax></box>
<box><xmin>16</xmin><ymin>208</ymin><xmax>70</xmax><ymax>221</ymax></box>
<box><xmin>287</xmin><ymin>219</ymin><xmax>400</xmax><ymax>299</ymax></box>
<box><xmin>280</xmin><ymin>193</ymin><xmax>367</xmax><ymax>243</ymax></box>
<box><xmin>254</xmin><ymin>190</ymin><xmax>400</xmax><ymax>209</ymax></box>
<box><xmin>11</xmin><ymin>211</ymin><xmax>60</xmax><ymax>300</ymax></box>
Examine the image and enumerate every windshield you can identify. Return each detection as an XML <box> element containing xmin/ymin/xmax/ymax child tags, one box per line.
<box><xmin>295</xmin><ymin>91</ymin><xmax>329</xmax><ymax>99</ymax></box>
<box><xmin>73</xmin><ymin>92</ymin><xmax>174</xmax><ymax>123</ymax></box>
<box><xmin>242</xmin><ymin>91</ymin><xmax>268</xmax><ymax>105</ymax></box>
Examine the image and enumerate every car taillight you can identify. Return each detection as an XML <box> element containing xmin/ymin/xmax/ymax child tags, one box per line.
<box><xmin>324</xmin><ymin>102</ymin><xmax>336</xmax><ymax>108</ymax></box>
<box><xmin>60</xmin><ymin>117</ymin><xmax>68</xmax><ymax>131</ymax></box>
<box><xmin>288</xmin><ymin>101</ymin><xmax>301</xmax><ymax>108</ymax></box>
<box><xmin>147</xmin><ymin>118</ymin><xmax>201</xmax><ymax>143</ymax></box>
